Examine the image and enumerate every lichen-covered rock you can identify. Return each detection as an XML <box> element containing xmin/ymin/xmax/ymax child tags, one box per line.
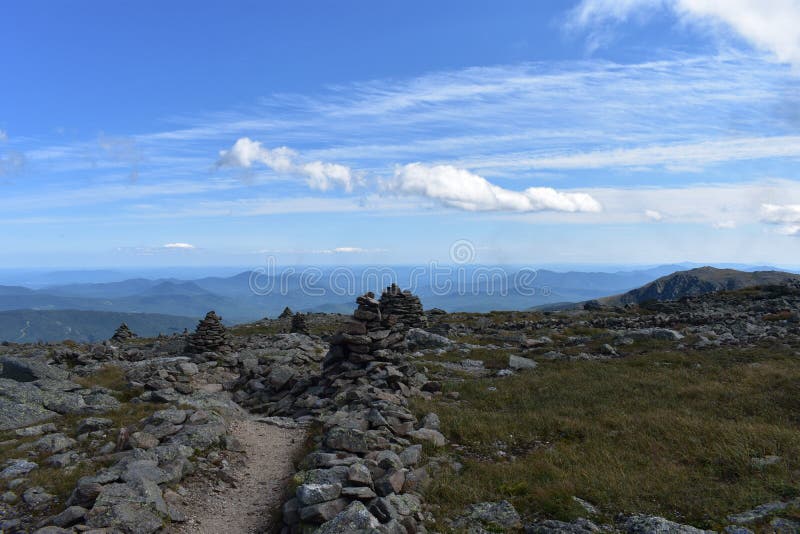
<box><xmin>86</xmin><ymin>480</ymin><xmax>167</xmax><ymax>534</ymax></box>
<box><xmin>46</xmin><ymin>505</ymin><xmax>88</xmax><ymax>528</ymax></box>
<box><xmin>296</xmin><ymin>483</ymin><xmax>342</xmax><ymax>505</ymax></box>
<box><xmin>317</xmin><ymin>501</ymin><xmax>381</xmax><ymax>533</ymax></box>
<box><xmin>1</xmin><ymin>459</ymin><xmax>38</xmax><ymax>479</ymax></box>
<box><xmin>405</xmin><ymin>328</ymin><xmax>452</xmax><ymax>350</ymax></box>
<box><xmin>622</xmin><ymin>514</ymin><xmax>715</xmax><ymax>533</ymax></box>
<box><xmin>407</xmin><ymin>428</ymin><xmax>446</xmax><ymax>447</ymax></box>
<box><xmin>453</xmin><ymin>500</ymin><xmax>522</xmax><ymax>531</ymax></box>
<box><xmin>299</xmin><ymin>497</ymin><xmax>349</xmax><ymax>523</ymax></box>
<box><xmin>509</xmin><ymin>354</ymin><xmax>538</xmax><ymax>370</ymax></box>
<box><xmin>526</xmin><ymin>518</ymin><xmax>603</xmax><ymax>533</ymax></box>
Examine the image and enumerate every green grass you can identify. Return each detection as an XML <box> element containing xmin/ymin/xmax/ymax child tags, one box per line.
<box><xmin>229</xmin><ymin>322</ymin><xmax>287</xmax><ymax>337</ymax></box>
<box><xmin>413</xmin><ymin>344</ymin><xmax>800</xmax><ymax>530</ymax></box>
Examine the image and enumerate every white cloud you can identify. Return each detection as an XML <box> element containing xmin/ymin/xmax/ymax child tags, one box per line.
<box><xmin>761</xmin><ymin>203</ymin><xmax>800</xmax><ymax>235</ymax></box>
<box><xmin>217</xmin><ymin>137</ymin><xmax>356</xmax><ymax>192</ymax></box>
<box><xmin>677</xmin><ymin>0</ymin><xmax>800</xmax><ymax>67</ymax></box>
<box><xmin>301</xmin><ymin>161</ymin><xmax>355</xmax><ymax>192</ymax></box>
<box><xmin>217</xmin><ymin>137</ymin><xmax>295</xmax><ymax>172</ymax></box>
<box><xmin>315</xmin><ymin>246</ymin><xmax>389</xmax><ymax>254</ymax></box>
<box><xmin>386</xmin><ymin>163</ymin><xmax>602</xmax><ymax>213</ymax></box>
<box><xmin>163</xmin><ymin>242</ymin><xmax>195</xmax><ymax>249</ymax></box>
<box><xmin>645</xmin><ymin>209</ymin><xmax>664</xmax><ymax>221</ymax></box>
<box><xmin>569</xmin><ymin>0</ymin><xmax>800</xmax><ymax>68</ymax></box>
<box><xmin>713</xmin><ymin>220</ymin><xmax>737</xmax><ymax>229</ymax></box>
<box><xmin>0</xmin><ymin>130</ymin><xmax>7</xmax><ymax>142</ymax></box>
<box><xmin>330</xmin><ymin>247</ymin><xmax>367</xmax><ymax>253</ymax></box>
<box><xmin>491</xmin><ymin>179</ymin><xmax>800</xmax><ymax>230</ymax></box>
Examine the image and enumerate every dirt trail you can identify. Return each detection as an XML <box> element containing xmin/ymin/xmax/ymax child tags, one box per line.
<box><xmin>169</xmin><ymin>418</ymin><xmax>305</xmax><ymax>534</ymax></box>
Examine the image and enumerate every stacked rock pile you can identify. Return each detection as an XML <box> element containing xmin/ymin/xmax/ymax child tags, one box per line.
<box><xmin>379</xmin><ymin>283</ymin><xmax>426</xmax><ymax>330</ymax></box>
<box><xmin>263</xmin><ymin>290</ymin><xmax>446</xmax><ymax>533</ymax></box>
<box><xmin>291</xmin><ymin>312</ymin><xmax>309</xmax><ymax>335</ymax></box>
<box><xmin>279</xmin><ymin>306</ymin><xmax>294</xmax><ymax>319</ymax></box>
<box><xmin>185</xmin><ymin>311</ymin><xmax>231</xmax><ymax>354</ymax></box>
<box><xmin>110</xmin><ymin>323</ymin><xmax>136</xmax><ymax>343</ymax></box>
<box><xmin>320</xmin><ymin>285</ymin><xmax>426</xmax><ymax>373</ymax></box>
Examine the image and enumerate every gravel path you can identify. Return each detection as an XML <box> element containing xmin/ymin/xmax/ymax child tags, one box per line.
<box><xmin>169</xmin><ymin>418</ymin><xmax>305</xmax><ymax>534</ymax></box>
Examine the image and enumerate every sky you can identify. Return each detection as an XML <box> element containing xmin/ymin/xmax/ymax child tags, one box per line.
<box><xmin>2</xmin><ymin>0</ymin><xmax>800</xmax><ymax>269</ymax></box>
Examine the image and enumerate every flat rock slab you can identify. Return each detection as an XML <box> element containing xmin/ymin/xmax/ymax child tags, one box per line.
<box><xmin>166</xmin><ymin>418</ymin><xmax>305</xmax><ymax>534</ymax></box>
<box><xmin>0</xmin><ymin>397</ymin><xmax>58</xmax><ymax>431</ymax></box>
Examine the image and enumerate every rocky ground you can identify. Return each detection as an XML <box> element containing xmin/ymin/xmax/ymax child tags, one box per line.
<box><xmin>0</xmin><ymin>282</ymin><xmax>799</xmax><ymax>533</ymax></box>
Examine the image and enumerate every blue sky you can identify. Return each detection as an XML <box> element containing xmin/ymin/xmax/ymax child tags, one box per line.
<box><xmin>2</xmin><ymin>0</ymin><xmax>800</xmax><ymax>268</ymax></box>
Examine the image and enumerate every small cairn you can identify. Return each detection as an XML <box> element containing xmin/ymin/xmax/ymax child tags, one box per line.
<box><xmin>186</xmin><ymin>311</ymin><xmax>231</xmax><ymax>354</ymax></box>
<box><xmin>279</xmin><ymin>306</ymin><xmax>294</xmax><ymax>319</ymax></box>
<box><xmin>110</xmin><ymin>322</ymin><xmax>136</xmax><ymax>343</ymax></box>
<box><xmin>290</xmin><ymin>312</ymin><xmax>309</xmax><ymax>335</ymax></box>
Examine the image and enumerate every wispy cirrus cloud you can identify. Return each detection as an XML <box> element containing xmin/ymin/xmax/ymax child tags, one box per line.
<box><xmin>568</xmin><ymin>0</ymin><xmax>800</xmax><ymax>68</ymax></box>
<box><xmin>17</xmin><ymin>53</ymin><xmax>798</xmax><ymax>189</ymax></box>
<box><xmin>7</xmin><ymin>48</ymin><xmax>800</xmax><ymax>251</ymax></box>
<box><xmin>458</xmin><ymin>136</ymin><xmax>800</xmax><ymax>173</ymax></box>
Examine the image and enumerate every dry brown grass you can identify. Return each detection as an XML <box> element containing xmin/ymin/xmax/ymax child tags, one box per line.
<box><xmin>73</xmin><ymin>364</ymin><xmax>128</xmax><ymax>391</ymax></box>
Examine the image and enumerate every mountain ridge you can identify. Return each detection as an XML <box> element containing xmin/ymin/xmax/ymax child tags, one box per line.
<box><xmin>599</xmin><ymin>266</ymin><xmax>800</xmax><ymax>306</ymax></box>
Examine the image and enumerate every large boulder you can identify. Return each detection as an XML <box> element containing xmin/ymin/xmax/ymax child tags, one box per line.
<box><xmin>0</xmin><ymin>356</ymin><xmax>69</xmax><ymax>382</ymax></box>
<box><xmin>0</xmin><ymin>397</ymin><xmax>57</xmax><ymax>431</ymax></box>
<box><xmin>453</xmin><ymin>500</ymin><xmax>522</xmax><ymax>531</ymax></box>
<box><xmin>621</xmin><ymin>515</ymin><xmax>714</xmax><ymax>533</ymax></box>
<box><xmin>316</xmin><ymin>501</ymin><xmax>380</xmax><ymax>533</ymax></box>
<box><xmin>509</xmin><ymin>355</ymin><xmax>538</xmax><ymax>370</ymax></box>
<box><xmin>405</xmin><ymin>328</ymin><xmax>453</xmax><ymax>350</ymax></box>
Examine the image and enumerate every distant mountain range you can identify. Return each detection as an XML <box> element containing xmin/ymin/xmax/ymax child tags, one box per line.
<box><xmin>0</xmin><ymin>264</ymin><xmax>796</xmax><ymax>342</ymax></box>
<box><xmin>0</xmin><ymin>310</ymin><xmax>198</xmax><ymax>343</ymax></box>
<box><xmin>0</xmin><ymin>264</ymin><xmax>693</xmax><ymax>322</ymax></box>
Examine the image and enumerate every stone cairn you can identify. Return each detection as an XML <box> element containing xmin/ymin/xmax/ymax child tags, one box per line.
<box><xmin>380</xmin><ymin>283</ymin><xmax>426</xmax><ymax>329</ymax></box>
<box><xmin>279</xmin><ymin>306</ymin><xmax>294</xmax><ymax>319</ymax></box>
<box><xmin>322</xmin><ymin>284</ymin><xmax>425</xmax><ymax>372</ymax></box>
<box><xmin>291</xmin><ymin>312</ymin><xmax>309</xmax><ymax>335</ymax></box>
<box><xmin>256</xmin><ymin>286</ymin><xmax>444</xmax><ymax>533</ymax></box>
<box><xmin>185</xmin><ymin>311</ymin><xmax>231</xmax><ymax>354</ymax></box>
<box><xmin>110</xmin><ymin>322</ymin><xmax>136</xmax><ymax>343</ymax></box>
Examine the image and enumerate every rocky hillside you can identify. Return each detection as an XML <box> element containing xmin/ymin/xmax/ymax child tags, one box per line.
<box><xmin>1</xmin><ymin>283</ymin><xmax>800</xmax><ymax>533</ymax></box>
<box><xmin>598</xmin><ymin>266</ymin><xmax>800</xmax><ymax>306</ymax></box>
